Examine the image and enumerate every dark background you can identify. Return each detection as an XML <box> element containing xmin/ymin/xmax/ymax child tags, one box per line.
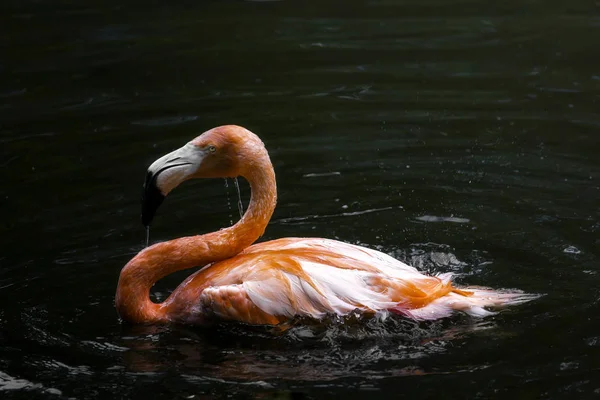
<box><xmin>1</xmin><ymin>0</ymin><xmax>599</xmax><ymax>398</ymax></box>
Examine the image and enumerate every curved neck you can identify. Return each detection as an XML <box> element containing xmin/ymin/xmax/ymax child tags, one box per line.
<box><xmin>115</xmin><ymin>155</ymin><xmax>277</xmax><ymax>323</ymax></box>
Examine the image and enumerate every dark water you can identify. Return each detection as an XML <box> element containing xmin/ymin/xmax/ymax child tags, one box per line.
<box><xmin>1</xmin><ymin>0</ymin><xmax>599</xmax><ymax>398</ymax></box>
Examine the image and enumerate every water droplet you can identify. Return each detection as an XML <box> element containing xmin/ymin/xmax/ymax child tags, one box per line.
<box><xmin>224</xmin><ymin>178</ymin><xmax>234</xmax><ymax>225</ymax></box>
<box><xmin>234</xmin><ymin>177</ymin><xmax>244</xmax><ymax>218</ymax></box>
<box><xmin>564</xmin><ymin>246</ymin><xmax>581</xmax><ymax>254</ymax></box>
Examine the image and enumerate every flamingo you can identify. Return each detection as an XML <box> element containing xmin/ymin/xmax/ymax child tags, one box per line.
<box><xmin>116</xmin><ymin>125</ymin><xmax>537</xmax><ymax>326</ymax></box>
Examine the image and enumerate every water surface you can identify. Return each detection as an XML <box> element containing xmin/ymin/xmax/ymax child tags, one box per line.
<box><xmin>1</xmin><ymin>0</ymin><xmax>599</xmax><ymax>398</ymax></box>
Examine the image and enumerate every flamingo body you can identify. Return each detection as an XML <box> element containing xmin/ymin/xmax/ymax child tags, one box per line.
<box><xmin>159</xmin><ymin>238</ymin><xmax>533</xmax><ymax>325</ymax></box>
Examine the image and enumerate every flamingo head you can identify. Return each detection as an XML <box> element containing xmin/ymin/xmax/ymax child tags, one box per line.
<box><xmin>141</xmin><ymin>125</ymin><xmax>265</xmax><ymax>226</ymax></box>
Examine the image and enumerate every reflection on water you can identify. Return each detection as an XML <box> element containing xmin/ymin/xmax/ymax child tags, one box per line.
<box><xmin>1</xmin><ymin>0</ymin><xmax>599</xmax><ymax>398</ymax></box>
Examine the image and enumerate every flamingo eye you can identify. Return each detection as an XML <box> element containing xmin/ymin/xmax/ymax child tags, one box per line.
<box><xmin>208</xmin><ymin>145</ymin><xmax>217</xmax><ymax>153</ymax></box>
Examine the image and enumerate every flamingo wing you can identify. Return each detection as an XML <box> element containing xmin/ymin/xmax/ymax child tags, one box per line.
<box><xmin>173</xmin><ymin>238</ymin><xmax>534</xmax><ymax>325</ymax></box>
<box><xmin>199</xmin><ymin>284</ymin><xmax>283</xmax><ymax>325</ymax></box>
<box><xmin>194</xmin><ymin>238</ymin><xmax>461</xmax><ymax>323</ymax></box>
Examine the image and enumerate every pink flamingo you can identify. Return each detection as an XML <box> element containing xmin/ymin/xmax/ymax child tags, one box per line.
<box><xmin>116</xmin><ymin>125</ymin><xmax>536</xmax><ymax>325</ymax></box>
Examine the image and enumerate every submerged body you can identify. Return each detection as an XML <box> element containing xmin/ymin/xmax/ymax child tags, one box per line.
<box><xmin>116</xmin><ymin>125</ymin><xmax>536</xmax><ymax>326</ymax></box>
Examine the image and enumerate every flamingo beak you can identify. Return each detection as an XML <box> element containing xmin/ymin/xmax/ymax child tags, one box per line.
<box><xmin>141</xmin><ymin>143</ymin><xmax>205</xmax><ymax>226</ymax></box>
<box><xmin>142</xmin><ymin>169</ymin><xmax>166</xmax><ymax>227</ymax></box>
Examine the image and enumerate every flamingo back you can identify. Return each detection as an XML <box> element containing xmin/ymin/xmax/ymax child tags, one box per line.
<box><xmin>190</xmin><ymin>238</ymin><xmax>482</xmax><ymax>323</ymax></box>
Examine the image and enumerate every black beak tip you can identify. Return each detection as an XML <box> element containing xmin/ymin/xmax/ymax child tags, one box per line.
<box><xmin>141</xmin><ymin>171</ymin><xmax>165</xmax><ymax>227</ymax></box>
